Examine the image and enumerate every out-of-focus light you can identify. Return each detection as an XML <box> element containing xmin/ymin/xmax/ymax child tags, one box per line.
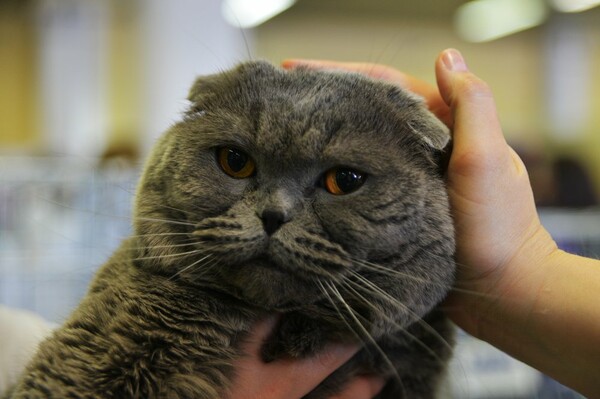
<box><xmin>455</xmin><ymin>0</ymin><xmax>548</xmax><ymax>43</ymax></box>
<box><xmin>222</xmin><ymin>0</ymin><xmax>296</xmax><ymax>28</ymax></box>
<box><xmin>550</xmin><ymin>0</ymin><xmax>600</xmax><ymax>12</ymax></box>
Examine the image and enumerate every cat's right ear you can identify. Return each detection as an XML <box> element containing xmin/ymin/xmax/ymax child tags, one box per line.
<box><xmin>405</xmin><ymin>110</ymin><xmax>451</xmax><ymax>151</ymax></box>
<box><xmin>385</xmin><ymin>86</ymin><xmax>451</xmax><ymax>151</ymax></box>
<box><xmin>187</xmin><ymin>73</ymin><xmax>222</xmax><ymax>108</ymax></box>
<box><xmin>185</xmin><ymin>71</ymin><xmax>236</xmax><ymax>120</ymax></box>
<box><xmin>406</xmin><ymin>110</ymin><xmax>452</xmax><ymax>175</ymax></box>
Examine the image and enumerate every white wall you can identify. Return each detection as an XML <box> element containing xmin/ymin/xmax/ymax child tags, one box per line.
<box><xmin>138</xmin><ymin>0</ymin><xmax>252</xmax><ymax>152</ymax></box>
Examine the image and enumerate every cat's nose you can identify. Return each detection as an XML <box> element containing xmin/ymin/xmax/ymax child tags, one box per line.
<box><xmin>261</xmin><ymin>210</ymin><xmax>287</xmax><ymax>236</ymax></box>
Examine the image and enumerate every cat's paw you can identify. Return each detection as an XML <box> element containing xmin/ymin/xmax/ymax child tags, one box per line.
<box><xmin>261</xmin><ymin>312</ymin><xmax>328</xmax><ymax>362</ymax></box>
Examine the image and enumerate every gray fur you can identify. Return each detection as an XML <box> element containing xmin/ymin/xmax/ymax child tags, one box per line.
<box><xmin>9</xmin><ymin>61</ymin><xmax>455</xmax><ymax>398</ymax></box>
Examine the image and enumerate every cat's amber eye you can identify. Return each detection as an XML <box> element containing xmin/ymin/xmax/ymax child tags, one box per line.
<box><xmin>323</xmin><ymin>168</ymin><xmax>366</xmax><ymax>195</ymax></box>
<box><xmin>217</xmin><ymin>147</ymin><xmax>256</xmax><ymax>179</ymax></box>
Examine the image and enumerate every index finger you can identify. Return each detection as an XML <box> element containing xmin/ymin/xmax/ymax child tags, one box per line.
<box><xmin>228</xmin><ymin>317</ymin><xmax>360</xmax><ymax>399</ymax></box>
<box><xmin>282</xmin><ymin>59</ymin><xmax>452</xmax><ymax>126</ymax></box>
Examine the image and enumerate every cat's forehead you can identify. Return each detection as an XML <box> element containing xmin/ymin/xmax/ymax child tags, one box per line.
<box><xmin>230</xmin><ymin>62</ymin><xmax>416</xmax><ymax>158</ymax></box>
<box><xmin>236</xmin><ymin>60</ymin><xmax>417</xmax><ymax>110</ymax></box>
<box><xmin>185</xmin><ymin>61</ymin><xmax>447</xmax><ymax>166</ymax></box>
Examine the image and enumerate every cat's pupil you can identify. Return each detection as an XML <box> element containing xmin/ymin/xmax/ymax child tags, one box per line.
<box><xmin>226</xmin><ymin>149</ymin><xmax>248</xmax><ymax>172</ymax></box>
<box><xmin>336</xmin><ymin>169</ymin><xmax>364</xmax><ymax>193</ymax></box>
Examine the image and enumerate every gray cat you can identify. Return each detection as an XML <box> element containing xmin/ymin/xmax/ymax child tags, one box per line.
<box><xmin>9</xmin><ymin>61</ymin><xmax>455</xmax><ymax>398</ymax></box>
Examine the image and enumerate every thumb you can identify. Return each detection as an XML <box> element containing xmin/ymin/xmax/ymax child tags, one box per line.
<box><xmin>434</xmin><ymin>49</ymin><xmax>510</xmax><ymax>178</ymax></box>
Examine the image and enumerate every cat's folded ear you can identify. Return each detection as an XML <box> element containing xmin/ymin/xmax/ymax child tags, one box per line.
<box><xmin>187</xmin><ymin>61</ymin><xmax>278</xmax><ymax>106</ymax></box>
<box><xmin>405</xmin><ymin>109</ymin><xmax>451</xmax><ymax>151</ymax></box>
<box><xmin>387</xmin><ymin>86</ymin><xmax>451</xmax><ymax>151</ymax></box>
<box><xmin>187</xmin><ymin>73</ymin><xmax>224</xmax><ymax>107</ymax></box>
<box><xmin>404</xmin><ymin>109</ymin><xmax>452</xmax><ymax>175</ymax></box>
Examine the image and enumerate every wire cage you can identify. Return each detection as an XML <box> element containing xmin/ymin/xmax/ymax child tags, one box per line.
<box><xmin>0</xmin><ymin>157</ymin><xmax>137</xmax><ymax>322</ymax></box>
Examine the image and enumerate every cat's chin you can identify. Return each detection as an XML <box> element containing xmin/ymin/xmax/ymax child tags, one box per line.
<box><xmin>223</xmin><ymin>255</ymin><xmax>325</xmax><ymax>311</ymax></box>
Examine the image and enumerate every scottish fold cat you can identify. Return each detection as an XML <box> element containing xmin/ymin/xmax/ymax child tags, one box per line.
<box><xmin>9</xmin><ymin>61</ymin><xmax>455</xmax><ymax>398</ymax></box>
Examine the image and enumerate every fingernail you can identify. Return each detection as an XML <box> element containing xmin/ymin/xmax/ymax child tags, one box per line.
<box><xmin>281</xmin><ymin>59</ymin><xmax>313</xmax><ymax>69</ymax></box>
<box><xmin>281</xmin><ymin>59</ymin><xmax>298</xmax><ymax>69</ymax></box>
<box><xmin>442</xmin><ymin>49</ymin><xmax>468</xmax><ymax>72</ymax></box>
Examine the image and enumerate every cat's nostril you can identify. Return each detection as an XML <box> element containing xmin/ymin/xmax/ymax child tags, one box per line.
<box><xmin>261</xmin><ymin>210</ymin><xmax>286</xmax><ymax>236</ymax></box>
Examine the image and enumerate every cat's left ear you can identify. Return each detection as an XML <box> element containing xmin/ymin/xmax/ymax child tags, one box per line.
<box><xmin>187</xmin><ymin>73</ymin><xmax>223</xmax><ymax>106</ymax></box>
<box><xmin>405</xmin><ymin>108</ymin><xmax>451</xmax><ymax>151</ymax></box>
<box><xmin>405</xmin><ymin>107</ymin><xmax>452</xmax><ymax>175</ymax></box>
<box><xmin>387</xmin><ymin>86</ymin><xmax>451</xmax><ymax>151</ymax></box>
<box><xmin>187</xmin><ymin>61</ymin><xmax>277</xmax><ymax>106</ymax></box>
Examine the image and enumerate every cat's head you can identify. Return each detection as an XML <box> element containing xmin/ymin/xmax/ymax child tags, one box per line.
<box><xmin>133</xmin><ymin>61</ymin><xmax>454</xmax><ymax>323</ymax></box>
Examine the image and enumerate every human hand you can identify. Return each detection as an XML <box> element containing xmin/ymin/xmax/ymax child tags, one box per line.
<box><xmin>282</xmin><ymin>50</ymin><xmax>558</xmax><ymax>337</ymax></box>
<box><xmin>281</xmin><ymin>59</ymin><xmax>452</xmax><ymax>127</ymax></box>
<box><xmin>224</xmin><ymin>317</ymin><xmax>386</xmax><ymax>399</ymax></box>
<box><xmin>283</xmin><ymin>52</ymin><xmax>600</xmax><ymax>397</ymax></box>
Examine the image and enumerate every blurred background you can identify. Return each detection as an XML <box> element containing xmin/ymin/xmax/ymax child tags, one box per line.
<box><xmin>1</xmin><ymin>0</ymin><xmax>598</xmax><ymax>397</ymax></box>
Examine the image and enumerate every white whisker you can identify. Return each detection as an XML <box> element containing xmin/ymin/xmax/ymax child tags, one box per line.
<box><xmin>191</xmin><ymin>256</ymin><xmax>225</xmax><ymax>283</ymax></box>
<box><xmin>129</xmin><ymin>232</ymin><xmax>194</xmax><ymax>238</ymax></box>
<box><xmin>134</xmin><ymin>216</ymin><xmax>198</xmax><ymax>227</ymax></box>
<box><xmin>324</xmin><ymin>280</ymin><xmax>404</xmax><ymax>389</ymax></box>
<box><xmin>346</xmin><ymin>272</ymin><xmax>454</xmax><ymax>355</ymax></box>
<box><xmin>132</xmin><ymin>248</ymin><xmax>206</xmax><ymax>261</ymax></box>
<box><xmin>315</xmin><ymin>279</ymin><xmax>363</xmax><ymax>343</ymax></box>
<box><xmin>168</xmin><ymin>254</ymin><xmax>212</xmax><ymax>281</ymax></box>
<box><xmin>130</xmin><ymin>242</ymin><xmax>199</xmax><ymax>251</ymax></box>
<box><xmin>341</xmin><ymin>277</ymin><xmax>445</xmax><ymax>364</ymax></box>
<box><xmin>352</xmin><ymin>258</ymin><xmax>434</xmax><ymax>285</ymax></box>
<box><xmin>352</xmin><ymin>258</ymin><xmax>498</xmax><ymax>301</ymax></box>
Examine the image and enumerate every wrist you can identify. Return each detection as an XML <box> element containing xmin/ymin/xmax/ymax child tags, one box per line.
<box><xmin>464</xmin><ymin>229</ymin><xmax>600</xmax><ymax>396</ymax></box>
<box><xmin>474</xmin><ymin>224</ymin><xmax>559</xmax><ymax>340</ymax></box>
<box><xmin>447</xmin><ymin>222</ymin><xmax>558</xmax><ymax>340</ymax></box>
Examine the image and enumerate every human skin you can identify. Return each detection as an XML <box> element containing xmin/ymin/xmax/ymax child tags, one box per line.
<box><xmin>224</xmin><ymin>317</ymin><xmax>385</xmax><ymax>399</ymax></box>
<box><xmin>225</xmin><ymin>49</ymin><xmax>600</xmax><ymax>399</ymax></box>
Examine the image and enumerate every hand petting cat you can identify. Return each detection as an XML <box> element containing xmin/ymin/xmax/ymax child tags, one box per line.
<box><xmin>269</xmin><ymin>48</ymin><xmax>600</xmax><ymax>398</ymax></box>
<box><xmin>9</xmin><ymin>59</ymin><xmax>456</xmax><ymax>398</ymax></box>
<box><xmin>8</xmin><ymin>48</ymin><xmax>598</xmax><ymax>399</ymax></box>
<box><xmin>224</xmin><ymin>317</ymin><xmax>385</xmax><ymax>399</ymax></box>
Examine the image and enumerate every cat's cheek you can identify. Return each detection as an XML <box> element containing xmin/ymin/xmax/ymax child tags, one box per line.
<box><xmin>311</xmin><ymin>208</ymin><xmax>364</xmax><ymax>257</ymax></box>
<box><xmin>311</xmin><ymin>207</ymin><xmax>409</xmax><ymax>260</ymax></box>
<box><xmin>171</xmin><ymin>170</ymin><xmax>251</xmax><ymax>215</ymax></box>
